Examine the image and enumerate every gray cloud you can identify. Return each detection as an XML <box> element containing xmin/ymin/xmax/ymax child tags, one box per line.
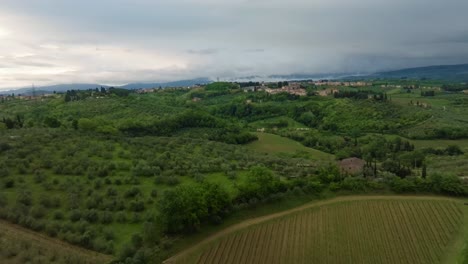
<box><xmin>7</xmin><ymin>60</ymin><xmax>57</xmax><ymax>68</ymax></box>
<box><xmin>244</xmin><ymin>49</ymin><xmax>265</xmax><ymax>53</ymax></box>
<box><xmin>187</xmin><ymin>49</ymin><xmax>219</xmax><ymax>55</ymax></box>
<box><xmin>0</xmin><ymin>0</ymin><xmax>467</xmax><ymax>89</ymax></box>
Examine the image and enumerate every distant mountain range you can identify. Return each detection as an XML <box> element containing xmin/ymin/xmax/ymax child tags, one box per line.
<box><xmin>119</xmin><ymin>78</ymin><xmax>212</xmax><ymax>90</ymax></box>
<box><xmin>271</xmin><ymin>64</ymin><xmax>468</xmax><ymax>82</ymax></box>
<box><xmin>0</xmin><ymin>78</ymin><xmax>212</xmax><ymax>95</ymax></box>
<box><xmin>2</xmin><ymin>64</ymin><xmax>467</xmax><ymax>95</ymax></box>
<box><xmin>369</xmin><ymin>64</ymin><xmax>468</xmax><ymax>81</ymax></box>
<box><xmin>231</xmin><ymin>64</ymin><xmax>468</xmax><ymax>83</ymax></box>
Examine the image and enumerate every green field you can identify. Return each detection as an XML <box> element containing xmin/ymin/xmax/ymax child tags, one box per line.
<box><xmin>249</xmin><ymin>116</ymin><xmax>308</xmax><ymax>129</ymax></box>
<box><xmin>426</xmin><ymin>155</ymin><xmax>468</xmax><ymax>178</ymax></box>
<box><xmin>167</xmin><ymin>196</ymin><xmax>466</xmax><ymax>264</ymax></box>
<box><xmin>410</xmin><ymin>139</ymin><xmax>468</xmax><ymax>151</ymax></box>
<box><xmin>247</xmin><ymin>133</ymin><xmax>334</xmax><ymax>162</ymax></box>
<box><xmin>1</xmin><ymin>81</ymin><xmax>468</xmax><ymax>263</ymax></box>
<box><xmin>391</xmin><ymin>92</ymin><xmax>468</xmax><ymax>139</ymax></box>
<box><xmin>378</xmin><ymin>133</ymin><xmax>468</xmax><ymax>152</ymax></box>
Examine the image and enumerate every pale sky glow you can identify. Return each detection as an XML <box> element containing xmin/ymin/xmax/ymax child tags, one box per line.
<box><xmin>0</xmin><ymin>0</ymin><xmax>467</xmax><ymax>90</ymax></box>
<box><xmin>0</xmin><ymin>27</ymin><xmax>9</xmax><ymax>38</ymax></box>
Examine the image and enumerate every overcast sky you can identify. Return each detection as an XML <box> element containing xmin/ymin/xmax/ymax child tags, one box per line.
<box><xmin>1</xmin><ymin>0</ymin><xmax>467</xmax><ymax>89</ymax></box>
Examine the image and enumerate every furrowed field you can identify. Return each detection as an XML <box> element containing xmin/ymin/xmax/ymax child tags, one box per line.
<box><xmin>167</xmin><ymin>197</ymin><xmax>465</xmax><ymax>264</ymax></box>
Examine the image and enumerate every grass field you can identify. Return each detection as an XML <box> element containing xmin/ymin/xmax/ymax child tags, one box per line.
<box><xmin>0</xmin><ymin>220</ymin><xmax>112</xmax><ymax>264</ymax></box>
<box><xmin>391</xmin><ymin>92</ymin><xmax>468</xmax><ymax>139</ymax></box>
<box><xmin>426</xmin><ymin>155</ymin><xmax>468</xmax><ymax>177</ymax></box>
<box><xmin>166</xmin><ymin>196</ymin><xmax>466</xmax><ymax>264</ymax></box>
<box><xmin>410</xmin><ymin>139</ymin><xmax>468</xmax><ymax>151</ymax></box>
<box><xmin>247</xmin><ymin>133</ymin><xmax>334</xmax><ymax>162</ymax></box>
<box><xmin>249</xmin><ymin>116</ymin><xmax>308</xmax><ymax>129</ymax></box>
<box><xmin>378</xmin><ymin>134</ymin><xmax>468</xmax><ymax>151</ymax></box>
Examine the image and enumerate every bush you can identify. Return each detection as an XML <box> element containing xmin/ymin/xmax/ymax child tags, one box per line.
<box><xmin>226</xmin><ymin>170</ymin><xmax>237</xmax><ymax>180</ymax></box>
<box><xmin>39</xmin><ymin>196</ymin><xmax>52</xmax><ymax>208</ymax></box>
<box><xmin>0</xmin><ymin>142</ymin><xmax>12</xmax><ymax>153</ymax></box>
<box><xmin>236</xmin><ymin>166</ymin><xmax>286</xmax><ymax>203</ymax></box>
<box><xmin>33</xmin><ymin>170</ymin><xmax>46</xmax><ymax>183</ymax></box>
<box><xmin>45</xmin><ymin>223</ymin><xmax>59</xmax><ymax>237</ymax></box>
<box><xmin>303</xmin><ymin>180</ymin><xmax>324</xmax><ymax>194</ymax></box>
<box><xmin>428</xmin><ymin>174</ymin><xmax>467</xmax><ymax>196</ymax></box>
<box><xmin>167</xmin><ymin>176</ymin><xmax>180</xmax><ymax>186</ymax></box>
<box><xmin>0</xmin><ymin>193</ymin><xmax>7</xmax><ymax>207</ymax></box>
<box><xmin>141</xmin><ymin>221</ymin><xmax>162</xmax><ymax>246</ymax></box>
<box><xmin>3</xmin><ymin>178</ymin><xmax>14</xmax><ymax>188</ymax></box>
<box><xmin>92</xmin><ymin>236</ymin><xmax>109</xmax><ymax>252</ymax></box>
<box><xmin>78</xmin><ymin>118</ymin><xmax>98</xmax><ymax>131</ymax></box>
<box><xmin>119</xmin><ymin>242</ymin><xmax>137</xmax><ymax>260</ymax></box>
<box><xmin>30</xmin><ymin>206</ymin><xmax>47</xmax><ymax>219</ymax></box>
<box><xmin>291</xmin><ymin>186</ymin><xmax>304</xmax><ymax>196</ymax></box>
<box><xmin>83</xmin><ymin>209</ymin><xmax>99</xmax><ymax>223</ymax></box>
<box><xmin>0</xmin><ymin>167</ymin><xmax>10</xmax><ymax>178</ymax></box>
<box><xmin>116</xmin><ymin>212</ymin><xmax>127</xmax><ymax>223</ymax></box>
<box><xmin>17</xmin><ymin>190</ymin><xmax>32</xmax><ymax>206</ymax></box>
<box><xmin>445</xmin><ymin>145</ymin><xmax>464</xmax><ymax>156</ymax></box>
<box><xmin>340</xmin><ymin>177</ymin><xmax>368</xmax><ymax>192</ymax></box>
<box><xmin>124</xmin><ymin>187</ymin><xmax>141</xmax><ymax>198</ymax></box>
<box><xmin>106</xmin><ymin>187</ymin><xmax>118</xmax><ymax>197</ymax></box>
<box><xmin>387</xmin><ymin>177</ymin><xmax>416</xmax><ymax>193</ymax></box>
<box><xmin>53</xmin><ymin>211</ymin><xmax>64</xmax><ymax>220</ymax></box>
<box><xmin>69</xmin><ymin>210</ymin><xmax>82</xmax><ymax>222</ymax></box>
<box><xmin>129</xmin><ymin>200</ymin><xmax>145</xmax><ymax>212</ymax></box>
<box><xmin>159</xmin><ymin>185</ymin><xmax>207</xmax><ymax>233</ymax></box>
<box><xmin>132</xmin><ymin>162</ymin><xmax>155</xmax><ymax>177</ymax></box>
<box><xmin>100</xmin><ymin>211</ymin><xmax>113</xmax><ymax>224</ymax></box>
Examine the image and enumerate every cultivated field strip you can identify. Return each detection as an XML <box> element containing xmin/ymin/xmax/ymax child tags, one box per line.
<box><xmin>0</xmin><ymin>220</ymin><xmax>113</xmax><ymax>264</ymax></box>
<box><xmin>170</xmin><ymin>198</ymin><xmax>464</xmax><ymax>264</ymax></box>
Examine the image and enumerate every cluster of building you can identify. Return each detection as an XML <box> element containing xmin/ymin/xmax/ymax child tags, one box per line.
<box><xmin>242</xmin><ymin>82</ymin><xmax>307</xmax><ymax>96</ymax></box>
<box><xmin>317</xmin><ymin>88</ymin><xmax>340</xmax><ymax>96</ymax></box>
<box><xmin>135</xmin><ymin>88</ymin><xmax>158</xmax><ymax>94</ymax></box>
<box><xmin>241</xmin><ymin>80</ymin><xmax>375</xmax><ymax>97</ymax></box>
<box><xmin>263</xmin><ymin>86</ymin><xmax>307</xmax><ymax>96</ymax></box>
<box><xmin>380</xmin><ymin>84</ymin><xmax>441</xmax><ymax>90</ymax></box>
<box><xmin>312</xmin><ymin>81</ymin><xmax>371</xmax><ymax>87</ymax></box>
<box><xmin>135</xmin><ymin>85</ymin><xmax>203</xmax><ymax>94</ymax></box>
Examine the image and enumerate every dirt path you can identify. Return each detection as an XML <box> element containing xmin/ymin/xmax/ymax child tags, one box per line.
<box><xmin>0</xmin><ymin>219</ymin><xmax>113</xmax><ymax>263</ymax></box>
<box><xmin>163</xmin><ymin>195</ymin><xmax>461</xmax><ymax>263</ymax></box>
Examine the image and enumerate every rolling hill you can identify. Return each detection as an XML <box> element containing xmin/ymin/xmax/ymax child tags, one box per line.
<box><xmin>372</xmin><ymin>64</ymin><xmax>468</xmax><ymax>81</ymax></box>
<box><xmin>0</xmin><ymin>78</ymin><xmax>212</xmax><ymax>95</ymax></box>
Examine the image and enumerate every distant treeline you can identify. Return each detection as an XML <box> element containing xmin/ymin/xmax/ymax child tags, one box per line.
<box><xmin>65</xmin><ymin>87</ymin><xmax>131</xmax><ymax>102</ymax></box>
<box><xmin>119</xmin><ymin>111</ymin><xmax>257</xmax><ymax>144</ymax></box>
<box><xmin>333</xmin><ymin>90</ymin><xmax>388</xmax><ymax>101</ymax></box>
<box><xmin>421</xmin><ymin>90</ymin><xmax>435</xmax><ymax>96</ymax></box>
<box><xmin>236</xmin><ymin>81</ymin><xmax>261</xmax><ymax>88</ymax></box>
<box><xmin>441</xmin><ymin>83</ymin><xmax>468</xmax><ymax>92</ymax></box>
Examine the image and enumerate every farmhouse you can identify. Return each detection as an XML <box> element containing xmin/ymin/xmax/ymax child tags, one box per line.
<box><xmin>317</xmin><ymin>88</ymin><xmax>339</xmax><ymax>97</ymax></box>
<box><xmin>338</xmin><ymin>157</ymin><xmax>366</xmax><ymax>175</ymax></box>
<box><xmin>136</xmin><ymin>88</ymin><xmax>156</xmax><ymax>94</ymax></box>
<box><xmin>243</xmin><ymin>86</ymin><xmax>259</xmax><ymax>92</ymax></box>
